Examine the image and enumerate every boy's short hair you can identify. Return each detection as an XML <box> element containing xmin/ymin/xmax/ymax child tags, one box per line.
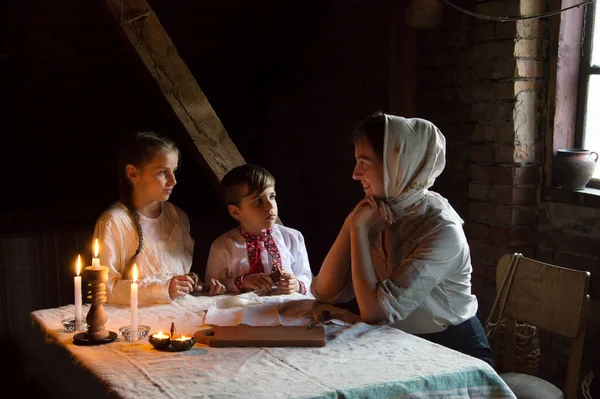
<box><xmin>220</xmin><ymin>164</ymin><xmax>276</xmax><ymax>206</ymax></box>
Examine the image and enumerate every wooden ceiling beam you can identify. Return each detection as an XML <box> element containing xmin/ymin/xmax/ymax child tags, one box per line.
<box><xmin>102</xmin><ymin>0</ymin><xmax>245</xmax><ymax>186</ymax></box>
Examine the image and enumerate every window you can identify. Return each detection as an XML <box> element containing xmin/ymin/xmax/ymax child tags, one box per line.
<box><xmin>577</xmin><ymin>0</ymin><xmax>600</xmax><ymax>182</ymax></box>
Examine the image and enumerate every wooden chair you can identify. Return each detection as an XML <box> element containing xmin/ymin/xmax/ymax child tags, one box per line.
<box><xmin>494</xmin><ymin>254</ymin><xmax>590</xmax><ymax>399</ymax></box>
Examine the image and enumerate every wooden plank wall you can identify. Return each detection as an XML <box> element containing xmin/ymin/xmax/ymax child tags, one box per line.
<box><xmin>0</xmin><ymin>226</ymin><xmax>94</xmax><ymax>339</ymax></box>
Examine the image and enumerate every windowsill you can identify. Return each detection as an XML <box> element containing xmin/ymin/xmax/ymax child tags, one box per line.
<box><xmin>543</xmin><ymin>186</ymin><xmax>600</xmax><ymax>208</ymax></box>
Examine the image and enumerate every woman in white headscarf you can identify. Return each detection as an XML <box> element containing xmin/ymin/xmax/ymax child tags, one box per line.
<box><xmin>311</xmin><ymin>111</ymin><xmax>493</xmax><ymax>367</ymax></box>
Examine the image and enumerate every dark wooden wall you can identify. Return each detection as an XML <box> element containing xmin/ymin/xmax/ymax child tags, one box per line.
<box><xmin>1</xmin><ymin>0</ymin><xmax>394</xmax><ymax>340</ymax></box>
<box><xmin>0</xmin><ymin>227</ymin><xmax>92</xmax><ymax>337</ymax></box>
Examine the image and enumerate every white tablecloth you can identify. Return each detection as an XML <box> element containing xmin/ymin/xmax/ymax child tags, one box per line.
<box><xmin>26</xmin><ymin>294</ymin><xmax>515</xmax><ymax>399</ymax></box>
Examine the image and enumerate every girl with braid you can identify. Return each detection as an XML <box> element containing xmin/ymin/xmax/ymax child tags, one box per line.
<box><xmin>93</xmin><ymin>132</ymin><xmax>225</xmax><ymax>304</ymax></box>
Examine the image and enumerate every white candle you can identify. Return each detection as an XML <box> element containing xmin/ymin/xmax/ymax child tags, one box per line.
<box><xmin>130</xmin><ymin>264</ymin><xmax>138</xmax><ymax>338</ymax></box>
<box><xmin>91</xmin><ymin>239</ymin><xmax>101</xmax><ymax>269</ymax></box>
<box><xmin>74</xmin><ymin>255</ymin><xmax>82</xmax><ymax>324</ymax></box>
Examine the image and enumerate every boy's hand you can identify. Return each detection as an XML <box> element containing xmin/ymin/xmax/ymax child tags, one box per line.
<box><xmin>243</xmin><ymin>273</ymin><xmax>274</xmax><ymax>294</ymax></box>
<box><xmin>169</xmin><ymin>274</ymin><xmax>195</xmax><ymax>300</ymax></box>
<box><xmin>277</xmin><ymin>272</ymin><xmax>300</xmax><ymax>294</ymax></box>
<box><xmin>207</xmin><ymin>278</ymin><xmax>226</xmax><ymax>296</ymax></box>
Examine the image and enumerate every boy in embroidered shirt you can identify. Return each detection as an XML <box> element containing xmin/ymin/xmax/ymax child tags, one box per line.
<box><xmin>205</xmin><ymin>164</ymin><xmax>313</xmax><ymax>296</ymax></box>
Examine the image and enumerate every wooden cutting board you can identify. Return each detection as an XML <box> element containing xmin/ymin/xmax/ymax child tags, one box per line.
<box><xmin>194</xmin><ymin>325</ymin><xmax>326</xmax><ymax>347</ymax></box>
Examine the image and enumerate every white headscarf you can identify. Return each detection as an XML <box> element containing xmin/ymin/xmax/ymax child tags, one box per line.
<box><xmin>383</xmin><ymin>114</ymin><xmax>463</xmax><ymax>224</ymax></box>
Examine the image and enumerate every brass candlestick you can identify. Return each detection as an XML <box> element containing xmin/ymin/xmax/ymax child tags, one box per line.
<box><xmin>74</xmin><ymin>265</ymin><xmax>117</xmax><ymax>345</ymax></box>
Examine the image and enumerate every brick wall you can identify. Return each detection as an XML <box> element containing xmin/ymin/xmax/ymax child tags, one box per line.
<box><xmin>417</xmin><ymin>1</ymin><xmax>475</xmax><ymax>220</ymax></box>
<box><xmin>467</xmin><ymin>0</ymin><xmax>547</xmax><ymax>321</ymax></box>
<box><xmin>419</xmin><ymin>0</ymin><xmax>600</xmax><ymax>388</ymax></box>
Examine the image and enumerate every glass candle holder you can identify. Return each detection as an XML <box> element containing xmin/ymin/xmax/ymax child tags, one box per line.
<box><xmin>119</xmin><ymin>325</ymin><xmax>151</xmax><ymax>341</ymax></box>
<box><xmin>62</xmin><ymin>318</ymin><xmax>88</xmax><ymax>333</ymax></box>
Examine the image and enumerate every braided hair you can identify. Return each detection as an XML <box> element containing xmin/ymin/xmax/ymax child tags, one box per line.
<box><xmin>117</xmin><ymin>131</ymin><xmax>180</xmax><ymax>278</ymax></box>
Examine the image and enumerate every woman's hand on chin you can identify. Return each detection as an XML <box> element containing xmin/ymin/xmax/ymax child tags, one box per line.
<box><xmin>350</xmin><ymin>196</ymin><xmax>395</xmax><ymax>233</ymax></box>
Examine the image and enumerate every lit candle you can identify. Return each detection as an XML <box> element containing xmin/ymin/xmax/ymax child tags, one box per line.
<box><xmin>91</xmin><ymin>239</ymin><xmax>101</xmax><ymax>269</ymax></box>
<box><xmin>149</xmin><ymin>330</ymin><xmax>171</xmax><ymax>349</ymax></box>
<box><xmin>171</xmin><ymin>333</ymin><xmax>195</xmax><ymax>351</ymax></box>
<box><xmin>74</xmin><ymin>255</ymin><xmax>82</xmax><ymax>324</ymax></box>
<box><xmin>152</xmin><ymin>331</ymin><xmax>169</xmax><ymax>339</ymax></box>
<box><xmin>130</xmin><ymin>264</ymin><xmax>138</xmax><ymax>338</ymax></box>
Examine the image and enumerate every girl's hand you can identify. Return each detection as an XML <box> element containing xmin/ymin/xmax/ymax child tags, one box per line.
<box><xmin>350</xmin><ymin>196</ymin><xmax>395</xmax><ymax>233</ymax></box>
<box><xmin>242</xmin><ymin>273</ymin><xmax>274</xmax><ymax>294</ymax></box>
<box><xmin>207</xmin><ymin>279</ymin><xmax>226</xmax><ymax>296</ymax></box>
<box><xmin>277</xmin><ymin>272</ymin><xmax>300</xmax><ymax>294</ymax></box>
<box><xmin>169</xmin><ymin>274</ymin><xmax>195</xmax><ymax>300</ymax></box>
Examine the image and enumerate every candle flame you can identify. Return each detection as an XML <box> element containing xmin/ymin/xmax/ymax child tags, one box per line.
<box><xmin>132</xmin><ymin>263</ymin><xmax>138</xmax><ymax>282</ymax></box>
<box><xmin>76</xmin><ymin>254</ymin><xmax>81</xmax><ymax>276</ymax></box>
<box><xmin>153</xmin><ymin>331</ymin><xmax>169</xmax><ymax>338</ymax></box>
<box><xmin>93</xmin><ymin>239</ymin><xmax>99</xmax><ymax>258</ymax></box>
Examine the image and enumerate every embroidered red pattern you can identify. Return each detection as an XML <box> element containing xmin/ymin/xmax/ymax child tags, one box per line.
<box><xmin>240</xmin><ymin>226</ymin><xmax>283</xmax><ymax>274</ymax></box>
<box><xmin>238</xmin><ymin>227</ymin><xmax>306</xmax><ymax>294</ymax></box>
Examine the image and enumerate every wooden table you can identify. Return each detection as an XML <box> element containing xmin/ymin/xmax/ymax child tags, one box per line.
<box><xmin>24</xmin><ymin>293</ymin><xmax>516</xmax><ymax>398</ymax></box>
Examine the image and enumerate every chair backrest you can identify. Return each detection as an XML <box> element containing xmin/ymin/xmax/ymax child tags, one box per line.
<box><xmin>496</xmin><ymin>254</ymin><xmax>590</xmax><ymax>399</ymax></box>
